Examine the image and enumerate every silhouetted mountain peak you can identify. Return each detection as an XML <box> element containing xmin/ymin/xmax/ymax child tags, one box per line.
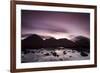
<box><xmin>74</xmin><ymin>36</ymin><xmax>89</xmax><ymax>40</ymax></box>
<box><xmin>58</xmin><ymin>38</ymin><xmax>71</xmax><ymax>41</ymax></box>
<box><xmin>40</xmin><ymin>35</ymin><xmax>54</xmax><ymax>40</ymax></box>
<box><xmin>24</xmin><ymin>34</ymin><xmax>43</xmax><ymax>41</ymax></box>
<box><xmin>73</xmin><ymin>36</ymin><xmax>90</xmax><ymax>50</ymax></box>
<box><xmin>46</xmin><ymin>37</ymin><xmax>56</xmax><ymax>40</ymax></box>
<box><xmin>22</xmin><ymin>34</ymin><xmax>90</xmax><ymax>52</ymax></box>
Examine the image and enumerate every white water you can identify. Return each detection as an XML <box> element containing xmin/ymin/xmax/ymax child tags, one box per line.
<box><xmin>21</xmin><ymin>48</ymin><xmax>90</xmax><ymax>63</ymax></box>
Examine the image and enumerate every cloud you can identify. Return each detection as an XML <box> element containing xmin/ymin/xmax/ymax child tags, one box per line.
<box><xmin>21</xmin><ymin>10</ymin><xmax>90</xmax><ymax>39</ymax></box>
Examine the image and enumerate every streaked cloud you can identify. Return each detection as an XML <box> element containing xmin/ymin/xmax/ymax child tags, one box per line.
<box><xmin>21</xmin><ymin>10</ymin><xmax>90</xmax><ymax>39</ymax></box>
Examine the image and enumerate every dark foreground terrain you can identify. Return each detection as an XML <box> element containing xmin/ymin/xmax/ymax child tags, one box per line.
<box><xmin>21</xmin><ymin>34</ymin><xmax>90</xmax><ymax>63</ymax></box>
<box><xmin>21</xmin><ymin>48</ymin><xmax>90</xmax><ymax>63</ymax></box>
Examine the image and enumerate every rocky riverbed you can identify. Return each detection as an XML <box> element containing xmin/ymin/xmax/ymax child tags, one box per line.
<box><xmin>21</xmin><ymin>48</ymin><xmax>90</xmax><ymax>63</ymax></box>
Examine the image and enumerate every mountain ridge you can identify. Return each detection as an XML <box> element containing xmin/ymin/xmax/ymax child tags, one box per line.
<box><xmin>21</xmin><ymin>34</ymin><xmax>90</xmax><ymax>52</ymax></box>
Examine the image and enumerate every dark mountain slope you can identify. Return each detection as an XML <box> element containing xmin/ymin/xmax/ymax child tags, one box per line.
<box><xmin>22</xmin><ymin>34</ymin><xmax>43</xmax><ymax>49</ymax></box>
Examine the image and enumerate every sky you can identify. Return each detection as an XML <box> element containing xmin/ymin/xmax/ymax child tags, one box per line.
<box><xmin>21</xmin><ymin>10</ymin><xmax>90</xmax><ymax>40</ymax></box>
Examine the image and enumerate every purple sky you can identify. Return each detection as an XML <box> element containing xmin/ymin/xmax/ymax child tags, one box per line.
<box><xmin>21</xmin><ymin>10</ymin><xmax>90</xmax><ymax>39</ymax></box>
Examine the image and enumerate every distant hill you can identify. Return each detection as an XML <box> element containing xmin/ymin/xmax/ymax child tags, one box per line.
<box><xmin>22</xmin><ymin>34</ymin><xmax>43</xmax><ymax>49</ymax></box>
<box><xmin>74</xmin><ymin>36</ymin><xmax>90</xmax><ymax>48</ymax></box>
<box><xmin>21</xmin><ymin>34</ymin><xmax>90</xmax><ymax>52</ymax></box>
<box><xmin>73</xmin><ymin>36</ymin><xmax>90</xmax><ymax>52</ymax></box>
<box><xmin>43</xmin><ymin>37</ymin><xmax>57</xmax><ymax>48</ymax></box>
<box><xmin>58</xmin><ymin>38</ymin><xmax>76</xmax><ymax>48</ymax></box>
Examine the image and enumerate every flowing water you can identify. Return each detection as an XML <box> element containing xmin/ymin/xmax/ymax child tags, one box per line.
<box><xmin>21</xmin><ymin>48</ymin><xmax>90</xmax><ymax>63</ymax></box>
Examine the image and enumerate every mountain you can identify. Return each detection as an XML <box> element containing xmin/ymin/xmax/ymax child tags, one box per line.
<box><xmin>58</xmin><ymin>38</ymin><xmax>76</xmax><ymax>48</ymax></box>
<box><xmin>22</xmin><ymin>34</ymin><xmax>76</xmax><ymax>49</ymax></box>
<box><xmin>43</xmin><ymin>37</ymin><xmax>58</xmax><ymax>48</ymax></box>
<box><xmin>21</xmin><ymin>34</ymin><xmax>90</xmax><ymax>52</ymax></box>
<box><xmin>74</xmin><ymin>36</ymin><xmax>90</xmax><ymax>48</ymax></box>
<box><xmin>22</xmin><ymin>34</ymin><xmax>43</xmax><ymax>49</ymax></box>
<box><xmin>73</xmin><ymin>36</ymin><xmax>90</xmax><ymax>52</ymax></box>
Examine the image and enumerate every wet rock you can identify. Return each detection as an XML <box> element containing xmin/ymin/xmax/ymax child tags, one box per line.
<box><xmin>51</xmin><ymin>52</ymin><xmax>59</xmax><ymax>57</ymax></box>
<box><xmin>63</xmin><ymin>51</ymin><xmax>66</xmax><ymax>55</ymax></box>
<box><xmin>72</xmin><ymin>50</ymin><xmax>75</xmax><ymax>53</ymax></box>
<box><xmin>41</xmin><ymin>52</ymin><xmax>44</xmax><ymax>54</ymax></box>
<box><xmin>37</xmin><ymin>51</ymin><xmax>41</xmax><ymax>53</ymax></box>
<box><xmin>80</xmin><ymin>52</ymin><xmax>88</xmax><ymax>57</ymax></box>
<box><xmin>44</xmin><ymin>53</ymin><xmax>50</xmax><ymax>56</ymax></box>
<box><xmin>56</xmin><ymin>55</ymin><xmax>59</xmax><ymax>57</ymax></box>
<box><xmin>59</xmin><ymin>58</ymin><xmax>63</xmax><ymax>61</ymax></box>
<box><xmin>69</xmin><ymin>56</ymin><xmax>72</xmax><ymax>58</ymax></box>
<box><xmin>68</xmin><ymin>50</ymin><xmax>71</xmax><ymax>52</ymax></box>
<box><xmin>31</xmin><ymin>51</ymin><xmax>35</xmax><ymax>53</ymax></box>
<box><xmin>23</xmin><ymin>50</ymin><xmax>30</xmax><ymax>54</ymax></box>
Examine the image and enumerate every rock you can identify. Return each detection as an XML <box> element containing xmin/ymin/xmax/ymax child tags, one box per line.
<box><xmin>69</xmin><ymin>56</ymin><xmax>72</xmax><ymax>58</ymax></box>
<box><xmin>59</xmin><ymin>58</ymin><xmax>63</xmax><ymax>61</ymax></box>
<box><xmin>41</xmin><ymin>52</ymin><xmax>44</xmax><ymax>54</ymax></box>
<box><xmin>51</xmin><ymin>52</ymin><xmax>59</xmax><ymax>57</ymax></box>
<box><xmin>44</xmin><ymin>53</ymin><xmax>50</xmax><ymax>56</ymax></box>
<box><xmin>23</xmin><ymin>50</ymin><xmax>30</xmax><ymax>54</ymax></box>
<box><xmin>68</xmin><ymin>50</ymin><xmax>71</xmax><ymax>52</ymax></box>
<box><xmin>72</xmin><ymin>50</ymin><xmax>75</xmax><ymax>53</ymax></box>
<box><xmin>63</xmin><ymin>51</ymin><xmax>66</xmax><ymax>55</ymax></box>
<box><xmin>80</xmin><ymin>52</ymin><xmax>88</xmax><ymax>56</ymax></box>
<box><xmin>31</xmin><ymin>51</ymin><xmax>35</xmax><ymax>53</ymax></box>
